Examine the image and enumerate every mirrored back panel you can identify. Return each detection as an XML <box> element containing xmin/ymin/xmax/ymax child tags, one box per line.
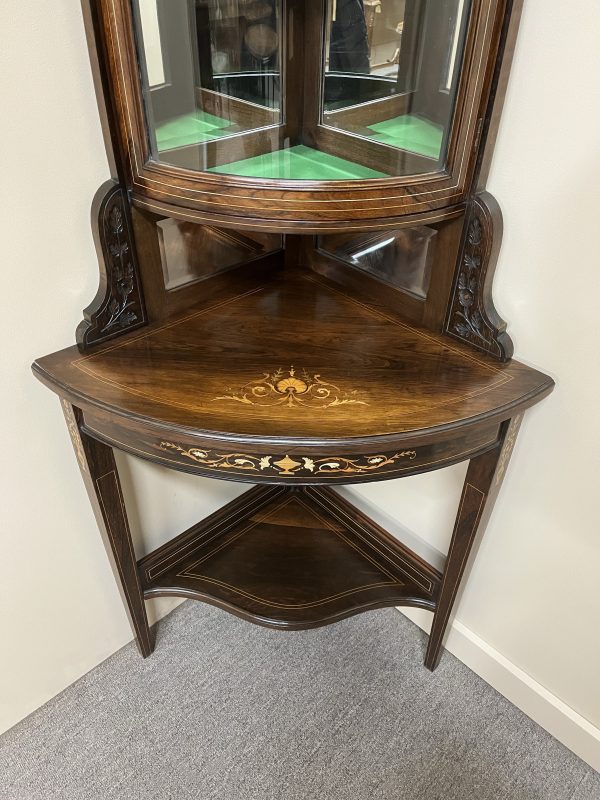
<box><xmin>319</xmin><ymin>226</ymin><xmax>437</xmax><ymax>300</ymax></box>
<box><xmin>322</xmin><ymin>0</ymin><xmax>470</xmax><ymax>165</ymax></box>
<box><xmin>158</xmin><ymin>219</ymin><xmax>282</xmax><ymax>290</ymax></box>
<box><xmin>132</xmin><ymin>0</ymin><xmax>472</xmax><ymax>180</ymax></box>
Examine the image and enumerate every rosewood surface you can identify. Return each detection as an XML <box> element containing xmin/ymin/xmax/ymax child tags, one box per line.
<box><xmin>139</xmin><ymin>485</ymin><xmax>441</xmax><ymax>630</ymax></box>
<box><xmin>31</xmin><ymin>0</ymin><xmax>552</xmax><ymax>670</ymax></box>
<box><xmin>33</xmin><ymin>271</ymin><xmax>552</xmax><ymax>489</ymax></box>
<box><xmin>33</xmin><ymin>272</ymin><xmax>551</xmax><ymax>440</ymax></box>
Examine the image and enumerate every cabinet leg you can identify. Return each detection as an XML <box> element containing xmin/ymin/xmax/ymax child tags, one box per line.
<box><xmin>424</xmin><ymin>416</ymin><xmax>522</xmax><ymax>671</ymax></box>
<box><xmin>61</xmin><ymin>400</ymin><xmax>155</xmax><ymax>658</ymax></box>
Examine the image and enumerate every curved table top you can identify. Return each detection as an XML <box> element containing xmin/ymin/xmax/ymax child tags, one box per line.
<box><xmin>33</xmin><ymin>272</ymin><xmax>553</xmax><ymax>449</ymax></box>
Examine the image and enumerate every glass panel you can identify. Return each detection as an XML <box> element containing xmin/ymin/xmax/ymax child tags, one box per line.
<box><xmin>131</xmin><ymin>0</ymin><xmax>471</xmax><ymax>180</ymax></box>
<box><xmin>138</xmin><ymin>0</ymin><xmax>165</xmax><ymax>86</ymax></box>
<box><xmin>320</xmin><ymin>226</ymin><xmax>437</xmax><ymax>299</ymax></box>
<box><xmin>157</xmin><ymin>219</ymin><xmax>282</xmax><ymax>290</ymax></box>
<box><xmin>323</xmin><ymin>0</ymin><xmax>471</xmax><ymax>166</ymax></box>
<box><xmin>133</xmin><ymin>0</ymin><xmax>282</xmax><ymax>167</ymax></box>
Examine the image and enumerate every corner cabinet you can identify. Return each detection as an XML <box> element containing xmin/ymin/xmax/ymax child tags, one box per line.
<box><xmin>33</xmin><ymin>0</ymin><xmax>553</xmax><ymax>670</ymax></box>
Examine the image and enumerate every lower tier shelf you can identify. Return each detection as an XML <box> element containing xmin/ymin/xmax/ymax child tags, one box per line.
<box><xmin>138</xmin><ymin>485</ymin><xmax>441</xmax><ymax>630</ymax></box>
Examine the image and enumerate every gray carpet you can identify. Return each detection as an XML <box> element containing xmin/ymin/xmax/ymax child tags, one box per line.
<box><xmin>1</xmin><ymin>604</ymin><xmax>598</xmax><ymax>800</ymax></box>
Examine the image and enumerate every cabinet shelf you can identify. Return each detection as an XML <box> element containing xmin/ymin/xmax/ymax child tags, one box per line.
<box><xmin>138</xmin><ymin>485</ymin><xmax>440</xmax><ymax>629</ymax></box>
<box><xmin>208</xmin><ymin>144</ymin><xmax>389</xmax><ymax>180</ymax></box>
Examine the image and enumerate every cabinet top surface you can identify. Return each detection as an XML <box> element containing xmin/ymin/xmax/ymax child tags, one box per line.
<box><xmin>34</xmin><ymin>272</ymin><xmax>552</xmax><ymax>447</ymax></box>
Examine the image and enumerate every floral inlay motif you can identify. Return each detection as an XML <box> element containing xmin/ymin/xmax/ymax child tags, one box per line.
<box><xmin>159</xmin><ymin>442</ymin><xmax>417</xmax><ymax>477</ymax></box>
<box><xmin>213</xmin><ymin>367</ymin><xmax>368</xmax><ymax>409</ymax></box>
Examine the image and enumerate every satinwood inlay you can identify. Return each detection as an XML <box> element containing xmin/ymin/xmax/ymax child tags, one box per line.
<box><xmin>32</xmin><ymin>272</ymin><xmax>553</xmax><ymax>446</ymax></box>
<box><xmin>214</xmin><ymin>366</ymin><xmax>368</xmax><ymax>409</ymax></box>
<box><xmin>158</xmin><ymin>442</ymin><xmax>417</xmax><ymax>477</ymax></box>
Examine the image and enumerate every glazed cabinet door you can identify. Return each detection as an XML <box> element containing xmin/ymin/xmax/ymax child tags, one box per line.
<box><xmin>97</xmin><ymin>0</ymin><xmax>511</xmax><ymax>226</ymax></box>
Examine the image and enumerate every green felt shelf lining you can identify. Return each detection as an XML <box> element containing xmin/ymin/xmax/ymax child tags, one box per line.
<box><xmin>156</xmin><ymin>111</ymin><xmax>234</xmax><ymax>151</ymax></box>
<box><xmin>208</xmin><ymin>145</ymin><xmax>388</xmax><ymax>180</ymax></box>
<box><xmin>365</xmin><ymin>115</ymin><xmax>443</xmax><ymax>159</ymax></box>
<box><xmin>154</xmin><ymin>110</ymin><xmax>443</xmax><ymax>176</ymax></box>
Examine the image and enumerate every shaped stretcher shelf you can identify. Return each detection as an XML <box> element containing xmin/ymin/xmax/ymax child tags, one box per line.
<box><xmin>138</xmin><ymin>484</ymin><xmax>442</xmax><ymax>629</ymax></box>
<box><xmin>33</xmin><ymin>272</ymin><xmax>553</xmax><ymax>486</ymax></box>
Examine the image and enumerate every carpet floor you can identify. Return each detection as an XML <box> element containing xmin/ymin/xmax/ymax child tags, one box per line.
<box><xmin>1</xmin><ymin>603</ymin><xmax>598</xmax><ymax>800</ymax></box>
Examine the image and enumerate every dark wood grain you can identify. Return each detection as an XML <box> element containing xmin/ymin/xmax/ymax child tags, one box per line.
<box><xmin>33</xmin><ymin>270</ymin><xmax>553</xmax><ymax>449</ymax></box>
<box><xmin>61</xmin><ymin>400</ymin><xmax>154</xmax><ymax>657</ymax></box>
<box><xmin>425</xmin><ymin>415</ymin><xmax>522</xmax><ymax>669</ymax></box>
<box><xmin>138</xmin><ymin>485</ymin><xmax>441</xmax><ymax>629</ymax></box>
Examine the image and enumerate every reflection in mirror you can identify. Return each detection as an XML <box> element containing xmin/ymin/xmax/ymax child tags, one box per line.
<box><xmin>131</xmin><ymin>0</ymin><xmax>472</xmax><ymax>179</ymax></box>
<box><xmin>132</xmin><ymin>0</ymin><xmax>282</xmax><ymax>167</ymax></box>
<box><xmin>158</xmin><ymin>219</ymin><xmax>282</xmax><ymax>290</ymax></box>
<box><xmin>323</xmin><ymin>0</ymin><xmax>471</xmax><ymax>166</ymax></box>
<box><xmin>319</xmin><ymin>226</ymin><xmax>437</xmax><ymax>299</ymax></box>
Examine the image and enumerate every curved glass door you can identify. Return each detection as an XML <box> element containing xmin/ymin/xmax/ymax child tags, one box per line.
<box><xmin>133</xmin><ymin>0</ymin><xmax>282</xmax><ymax>172</ymax></box>
<box><xmin>132</xmin><ymin>0</ymin><xmax>471</xmax><ymax>180</ymax></box>
<box><xmin>323</xmin><ymin>0</ymin><xmax>469</xmax><ymax>165</ymax></box>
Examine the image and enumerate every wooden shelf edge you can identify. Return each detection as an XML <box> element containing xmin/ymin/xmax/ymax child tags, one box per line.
<box><xmin>138</xmin><ymin>485</ymin><xmax>440</xmax><ymax>630</ymax></box>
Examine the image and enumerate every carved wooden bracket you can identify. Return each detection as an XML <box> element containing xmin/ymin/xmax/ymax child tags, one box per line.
<box><xmin>445</xmin><ymin>192</ymin><xmax>513</xmax><ymax>362</ymax></box>
<box><xmin>77</xmin><ymin>181</ymin><xmax>147</xmax><ymax>350</ymax></box>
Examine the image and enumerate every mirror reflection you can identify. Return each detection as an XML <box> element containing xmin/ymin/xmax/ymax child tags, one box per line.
<box><xmin>323</xmin><ymin>0</ymin><xmax>471</xmax><ymax>162</ymax></box>
<box><xmin>134</xmin><ymin>0</ymin><xmax>281</xmax><ymax>163</ymax></box>
<box><xmin>132</xmin><ymin>0</ymin><xmax>471</xmax><ymax>179</ymax></box>
<box><xmin>158</xmin><ymin>219</ymin><xmax>282</xmax><ymax>290</ymax></box>
<box><xmin>320</xmin><ymin>226</ymin><xmax>437</xmax><ymax>299</ymax></box>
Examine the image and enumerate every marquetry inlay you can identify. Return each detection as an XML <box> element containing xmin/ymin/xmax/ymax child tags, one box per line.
<box><xmin>213</xmin><ymin>367</ymin><xmax>368</xmax><ymax>409</ymax></box>
<box><xmin>159</xmin><ymin>442</ymin><xmax>417</xmax><ymax>477</ymax></box>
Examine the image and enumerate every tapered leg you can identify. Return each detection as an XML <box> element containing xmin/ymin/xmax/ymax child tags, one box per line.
<box><xmin>425</xmin><ymin>416</ymin><xmax>522</xmax><ymax>670</ymax></box>
<box><xmin>61</xmin><ymin>400</ymin><xmax>155</xmax><ymax>657</ymax></box>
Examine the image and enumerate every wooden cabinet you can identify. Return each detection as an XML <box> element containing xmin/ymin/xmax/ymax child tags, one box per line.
<box><xmin>33</xmin><ymin>0</ymin><xmax>553</xmax><ymax>670</ymax></box>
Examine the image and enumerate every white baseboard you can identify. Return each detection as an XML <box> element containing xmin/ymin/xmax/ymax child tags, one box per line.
<box><xmin>334</xmin><ymin>488</ymin><xmax>600</xmax><ymax>772</ymax></box>
<box><xmin>400</xmin><ymin>607</ymin><xmax>600</xmax><ymax>773</ymax></box>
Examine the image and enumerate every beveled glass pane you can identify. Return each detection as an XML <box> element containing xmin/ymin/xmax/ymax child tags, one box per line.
<box><xmin>323</xmin><ymin>0</ymin><xmax>471</xmax><ymax>169</ymax></box>
<box><xmin>320</xmin><ymin>226</ymin><xmax>437</xmax><ymax>299</ymax></box>
<box><xmin>158</xmin><ymin>219</ymin><xmax>282</xmax><ymax>290</ymax></box>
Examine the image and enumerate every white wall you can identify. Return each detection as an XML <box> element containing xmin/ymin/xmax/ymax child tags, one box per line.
<box><xmin>2</xmin><ymin>0</ymin><xmax>599</xmax><ymax>769</ymax></box>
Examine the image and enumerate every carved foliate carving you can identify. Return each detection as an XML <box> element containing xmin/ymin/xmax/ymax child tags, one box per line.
<box><xmin>446</xmin><ymin>193</ymin><xmax>513</xmax><ymax>362</ymax></box>
<box><xmin>77</xmin><ymin>181</ymin><xmax>147</xmax><ymax>350</ymax></box>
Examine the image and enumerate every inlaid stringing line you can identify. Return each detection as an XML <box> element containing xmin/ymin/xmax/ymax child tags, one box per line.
<box><xmin>97</xmin><ymin>470</ymin><xmax>148</xmax><ymax>646</ymax></box>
